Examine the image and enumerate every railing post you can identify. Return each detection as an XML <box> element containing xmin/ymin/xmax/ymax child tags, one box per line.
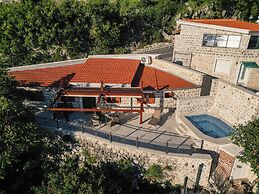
<box><xmin>136</xmin><ymin>137</ymin><xmax>139</xmax><ymax>148</ymax></box>
<box><xmin>200</xmin><ymin>140</ymin><xmax>204</xmax><ymax>150</ymax></box>
<box><xmin>183</xmin><ymin>176</ymin><xmax>188</xmax><ymax>194</ymax></box>
<box><xmin>55</xmin><ymin>119</ymin><xmax>59</xmax><ymax>128</ymax></box>
<box><xmin>109</xmin><ymin>132</ymin><xmax>112</xmax><ymax>142</ymax></box>
<box><xmin>190</xmin><ymin>145</ymin><xmax>194</xmax><ymax>156</ymax></box>
<box><xmin>81</xmin><ymin>124</ymin><xmax>84</xmax><ymax>132</ymax></box>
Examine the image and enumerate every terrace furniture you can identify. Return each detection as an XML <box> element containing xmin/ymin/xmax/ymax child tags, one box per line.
<box><xmin>110</xmin><ymin>113</ymin><xmax>122</xmax><ymax>127</ymax></box>
<box><xmin>148</xmin><ymin>109</ymin><xmax>161</xmax><ymax>126</ymax></box>
<box><xmin>91</xmin><ymin>114</ymin><xmax>100</xmax><ymax>127</ymax></box>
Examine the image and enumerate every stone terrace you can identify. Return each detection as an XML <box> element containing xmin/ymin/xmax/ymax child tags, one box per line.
<box><xmin>35</xmin><ymin>111</ymin><xmax>203</xmax><ymax>151</ymax></box>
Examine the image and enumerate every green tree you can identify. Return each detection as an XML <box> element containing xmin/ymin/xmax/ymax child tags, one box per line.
<box><xmin>232</xmin><ymin>119</ymin><xmax>259</xmax><ymax>185</ymax></box>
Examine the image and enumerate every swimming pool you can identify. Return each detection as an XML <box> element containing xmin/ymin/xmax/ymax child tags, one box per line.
<box><xmin>186</xmin><ymin>114</ymin><xmax>233</xmax><ymax>138</ymax></box>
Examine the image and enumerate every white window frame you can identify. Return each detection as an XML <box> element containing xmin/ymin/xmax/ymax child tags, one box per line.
<box><xmin>202</xmin><ymin>34</ymin><xmax>241</xmax><ymax>49</ymax></box>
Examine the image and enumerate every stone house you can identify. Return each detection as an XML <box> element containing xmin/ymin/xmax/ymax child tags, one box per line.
<box><xmin>173</xmin><ymin>19</ymin><xmax>259</xmax><ymax>91</ymax></box>
<box><xmin>9</xmin><ymin>57</ymin><xmax>200</xmax><ymax>123</ymax></box>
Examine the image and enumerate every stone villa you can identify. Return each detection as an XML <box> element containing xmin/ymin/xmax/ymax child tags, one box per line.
<box><xmin>8</xmin><ymin>19</ymin><xmax>259</xmax><ymax>191</ymax></box>
<box><xmin>174</xmin><ymin>19</ymin><xmax>259</xmax><ymax>91</ymax></box>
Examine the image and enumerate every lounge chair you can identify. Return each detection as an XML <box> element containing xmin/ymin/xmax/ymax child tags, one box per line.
<box><xmin>148</xmin><ymin>109</ymin><xmax>161</xmax><ymax>126</ymax></box>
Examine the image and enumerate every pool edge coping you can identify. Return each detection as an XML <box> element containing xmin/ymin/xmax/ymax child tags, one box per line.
<box><xmin>178</xmin><ymin>114</ymin><xmax>232</xmax><ymax>145</ymax></box>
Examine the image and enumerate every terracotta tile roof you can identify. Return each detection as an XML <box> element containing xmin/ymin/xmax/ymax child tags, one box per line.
<box><xmin>10</xmin><ymin>58</ymin><xmax>196</xmax><ymax>90</ymax></box>
<box><xmin>183</xmin><ymin>19</ymin><xmax>259</xmax><ymax>32</ymax></box>
<box><xmin>140</xmin><ymin>66</ymin><xmax>195</xmax><ymax>90</ymax></box>
<box><xmin>10</xmin><ymin>58</ymin><xmax>141</xmax><ymax>87</ymax></box>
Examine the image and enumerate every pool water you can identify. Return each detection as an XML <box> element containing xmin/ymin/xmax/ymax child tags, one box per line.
<box><xmin>186</xmin><ymin>114</ymin><xmax>233</xmax><ymax>138</ymax></box>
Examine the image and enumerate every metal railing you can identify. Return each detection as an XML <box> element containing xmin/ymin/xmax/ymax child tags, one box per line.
<box><xmin>80</xmin><ymin>125</ymin><xmax>203</xmax><ymax>155</ymax></box>
<box><xmin>36</xmin><ymin>117</ymin><xmax>206</xmax><ymax>156</ymax></box>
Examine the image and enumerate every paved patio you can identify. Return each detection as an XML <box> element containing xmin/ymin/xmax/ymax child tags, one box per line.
<box><xmin>35</xmin><ymin>110</ymin><xmax>201</xmax><ymax>149</ymax></box>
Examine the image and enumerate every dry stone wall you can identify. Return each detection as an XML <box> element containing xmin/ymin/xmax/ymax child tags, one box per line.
<box><xmin>74</xmin><ymin>131</ymin><xmax>212</xmax><ymax>187</ymax></box>
<box><xmin>132</xmin><ymin>42</ymin><xmax>173</xmax><ymax>54</ymax></box>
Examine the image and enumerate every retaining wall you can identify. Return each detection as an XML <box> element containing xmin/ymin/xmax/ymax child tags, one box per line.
<box><xmin>74</xmin><ymin>131</ymin><xmax>212</xmax><ymax>187</ymax></box>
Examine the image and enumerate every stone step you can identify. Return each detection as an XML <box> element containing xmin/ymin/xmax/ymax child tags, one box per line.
<box><xmin>179</xmin><ymin>123</ymin><xmax>189</xmax><ymax>132</ymax></box>
<box><xmin>175</xmin><ymin>126</ymin><xmax>185</xmax><ymax>135</ymax></box>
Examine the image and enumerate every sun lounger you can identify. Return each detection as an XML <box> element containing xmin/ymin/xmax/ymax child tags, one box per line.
<box><xmin>148</xmin><ymin>109</ymin><xmax>161</xmax><ymax>126</ymax></box>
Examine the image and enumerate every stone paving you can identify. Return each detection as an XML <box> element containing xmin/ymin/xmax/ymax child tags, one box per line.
<box><xmin>35</xmin><ymin>110</ymin><xmax>201</xmax><ymax>148</ymax></box>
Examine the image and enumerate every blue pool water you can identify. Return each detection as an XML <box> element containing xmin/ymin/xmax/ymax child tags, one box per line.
<box><xmin>186</xmin><ymin>114</ymin><xmax>233</xmax><ymax>138</ymax></box>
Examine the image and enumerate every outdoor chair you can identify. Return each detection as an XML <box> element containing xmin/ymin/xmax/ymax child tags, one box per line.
<box><xmin>148</xmin><ymin>109</ymin><xmax>161</xmax><ymax>126</ymax></box>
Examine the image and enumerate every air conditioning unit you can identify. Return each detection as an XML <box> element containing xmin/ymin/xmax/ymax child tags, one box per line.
<box><xmin>141</xmin><ymin>56</ymin><xmax>152</xmax><ymax>65</ymax></box>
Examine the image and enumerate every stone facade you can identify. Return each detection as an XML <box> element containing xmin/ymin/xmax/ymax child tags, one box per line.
<box><xmin>176</xmin><ymin>79</ymin><xmax>259</xmax><ymax>126</ymax></box>
<box><xmin>247</xmin><ymin>68</ymin><xmax>259</xmax><ymax>90</ymax></box>
<box><xmin>151</xmin><ymin>59</ymin><xmax>205</xmax><ymax>86</ymax></box>
<box><xmin>174</xmin><ymin>24</ymin><xmax>259</xmax><ymax>90</ymax></box>
<box><xmin>209</xmin><ymin>80</ymin><xmax>259</xmax><ymax>125</ymax></box>
<box><xmin>43</xmin><ymin>86</ymin><xmax>201</xmax><ymax>113</ymax></box>
<box><xmin>176</xmin><ymin>96</ymin><xmax>213</xmax><ymax>116</ymax></box>
<box><xmin>73</xmin><ymin>131</ymin><xmax>212</xmax><ymax>187</ymax></box>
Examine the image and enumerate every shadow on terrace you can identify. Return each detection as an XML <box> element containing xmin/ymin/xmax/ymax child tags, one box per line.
<box><xmin>35</xmin><ymin>110</ymin><xmax>210</xmax><ymax>155</ymax></box>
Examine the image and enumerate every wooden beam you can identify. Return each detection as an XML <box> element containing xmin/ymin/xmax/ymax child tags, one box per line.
<box><xmin>140</xmin><ymin>81</ymin><xmax>144</xmax><ymax>124</ymax></box>
<box><xmin>48</xmin><ymin>107</ymin><xmax>144</xmax><ymax>113</ymax></box>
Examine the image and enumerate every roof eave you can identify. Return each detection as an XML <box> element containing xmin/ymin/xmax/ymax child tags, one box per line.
<box><xmin>177</xmin><ymin>20</ymin><xmax>251</xmax><ymax>34</ymax></box>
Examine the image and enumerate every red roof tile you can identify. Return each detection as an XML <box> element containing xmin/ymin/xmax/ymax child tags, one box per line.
<box><xmin>10</xmin><ymin>58</ymin><xmax>196</xmax><ymax>90</ymax></box>
<box><xmin>183</xmin><ymin>19</ymin><xmax>259</xmax><ymax>32</ymax></box>
<box><xmin>140</xmin><ymin>67</ymin><xmax>195</xmax><ymax>90</ymax></box>
<box><xmin>10</xmin><ymin>58</ymin><xmax>141</xmax><ymax>87</ymax></box>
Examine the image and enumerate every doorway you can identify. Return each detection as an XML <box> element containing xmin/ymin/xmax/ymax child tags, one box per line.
<box><xmin>82</xmin><ymin>97</ymin><xmax>96</xmax><ymax>108</ymax></box>
<box><xmin>238</xmin><ymin>65</ymin><xmax>249</xmax><ymax>85</ymax></box>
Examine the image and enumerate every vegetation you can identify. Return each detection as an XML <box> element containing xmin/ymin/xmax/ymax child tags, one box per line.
<box><xmin>0</xmin><ymin>0</ymin><xmax>258</xmax><ymax>67</ymax></box>
<box><xmin>232</xmin><ymin>119</ymin><xmax>259</xmax><ymax>188</ymax></box>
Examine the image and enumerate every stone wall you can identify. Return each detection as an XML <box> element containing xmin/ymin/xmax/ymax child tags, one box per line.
<box><xmin>174</xmin><ymin>88</ymin><xmax>201</xmax><ymax>98</ymax></box>
<box><xmin>151</xmin><ymin>59</ymin><xmax>205</xmax><ymax>86</ymax></box>
<box><xmin>132</xmin><ymin>42</ymin><xmax>173</xmax><ymax>54</ymax></box>
<box><xmin>174</xmin><ymin>24</ymin><xmax>259</xmax><ymax>89</ymax></box>
<box><xmin>73</xmin><ymin>131</ymin><xmax>212</xmax><ymax>187</ymax></box>
<box><xmin>176</xmin><ymin>96</ymin><xmax>213</xmax><ymax>116</ymax></box>
<box><xmin>209</xmin><ymin>79</ymin><xmax>259</xmax><ymax>126</ymax></box>
<box><xmin>247</xmin><ymin>68</ymin><xmax>259</xmax><ymax>90</ymax></box>
<box><xmin>176</xmin><ymin>79</ymin><xmax>259</xmax><ymax>126</ymax></box>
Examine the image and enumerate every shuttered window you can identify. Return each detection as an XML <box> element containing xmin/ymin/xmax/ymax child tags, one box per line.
<box><xmin>214</xmin><ymin>59</ymin><xmax>232</xmax><ymax>75</ymax></box>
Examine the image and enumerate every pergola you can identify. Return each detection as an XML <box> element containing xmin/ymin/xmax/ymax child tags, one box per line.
<box><xmin>48</xmin><ymin>81</ymin><xmax>145</xmax><ymax>124</ymax></box>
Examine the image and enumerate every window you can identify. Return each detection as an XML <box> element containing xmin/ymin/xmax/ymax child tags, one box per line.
<box><xmin>202</xmin><ymin>34</ymin><xmax>241</xmax><ymax>48</ymax></box>
<box><xmin>203</xmin><ymin>34</ymin><xmax>216</xmax><ymax>47</ymax></box>
<box><xmin>215</xmin><ymin>35</ymin><xmax>228</xmax><ymax>47</ymax></box>
<box><xmin>19</xmin><ymin>90</ymin><xmax>44</xmax><ymax>101</ymax></box>
<box><xmin>106</xmin><ymin>97</ymin><xmax>121</xmax><ymax>103</ymax></box>
<box><xmin>60</xmin><ymin>96</ymin><xmax>74</xmax><ymax>102</ymax></box>
<box><xmin>214</xmin><ymin>59</ymin><xmax>232</xmax><ymax>75</ymax></box>
<box><xmin>248</xmin><ymin>36</ymin><xmax>259</xmax><ymax>49</ymax></box>
<box><xmin>226</xmin><ymin>36</ymin><xmax>241</xmax><ymax>48</ymax></box>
